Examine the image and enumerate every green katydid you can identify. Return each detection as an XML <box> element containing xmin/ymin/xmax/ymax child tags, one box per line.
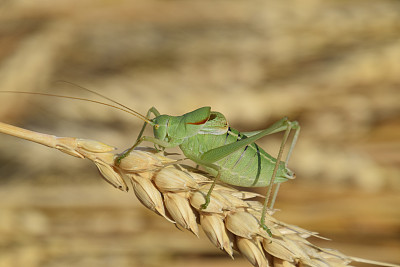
<box><xmin>115</xmin><ymin>106</ymin><xmax>300</xmax><ymax>235</ymax></box>
<box><xmin>0</xmin><ymin>88</ymin><xmax>300</xmax><ymax>236</ymax></box>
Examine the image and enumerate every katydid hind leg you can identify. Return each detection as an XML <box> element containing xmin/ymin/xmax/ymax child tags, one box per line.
<box><xmin>199</xmin><ymin>117</ymin><xmax>298</xmax><ymax>229</ymax></box>
<box><xmin>115</xmin><ymin>107</ymin><xmax>160</xmax><ymax>165</ymax></box>
<box><xmin>259</xmin><ymin>124</ymin><xmax>291</xmax><ymax>236</ymax></box>
<box><xmin>260</xmin><ymin>120</ymin><xmax>299</xmax><ymax>235</ymax></box>
<box><xmin>268</xmin><ymin>183</ymin><xmax>281</xmax><ymax>212</ymax></box>
<box><xmin>284</xmin><ymin>122</ymin><xmax>300</xmax><ymax>167</ymax></box>
<box><xmin>197</xmin><ymin>117</ymin><xmax>292</xmax><ymax>214</ymax></box>
<box><xmin>200</xmin><ymin>117</ymin><xmax>291</xmax><ymax>164</ymax></box>
<box><xmin>268</xmin><ymin>124</ymin><xmax>300</xmax><ymax>210</ymax></box>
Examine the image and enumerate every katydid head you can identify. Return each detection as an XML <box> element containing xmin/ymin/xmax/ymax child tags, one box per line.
<box><xmin>150</xmin><ymin>107</ymin><xmax>212</xmax><ymax>146</ymax></box>
<box><xmin>151</xmin><ymin>115</ymin><xmax>169</xmax><ymax>142</ymax></box>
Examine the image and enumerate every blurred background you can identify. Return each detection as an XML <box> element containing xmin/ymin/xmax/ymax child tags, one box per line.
<box><xmin>0</xmin><ymin>1</ymin><xmax>399</xmax><ymax>266</ymax></box>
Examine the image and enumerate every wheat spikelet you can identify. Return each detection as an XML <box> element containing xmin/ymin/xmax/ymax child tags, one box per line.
<box><xmin>0</xmin><ymin>121</ymin><xmax>398</xmax><ymax>267</ymax></box>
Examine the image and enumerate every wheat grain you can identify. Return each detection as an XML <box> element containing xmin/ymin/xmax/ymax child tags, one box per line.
<box><xmin>0</xmin><ymin>121</ymin><xmax>398</xmax><ymax>267</ymax></box>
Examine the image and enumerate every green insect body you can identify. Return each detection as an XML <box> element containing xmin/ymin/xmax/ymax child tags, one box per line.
<box><xmin>118</xmin><ymin>106</ymin><xmax>300</xmax><ymax>235</ymax></box>
<box><xmin>0</xmin><ymin>88</ymin><xmax>299</xmax><ymax>236</ymax></box>
<box><xmin>0</xmin><ymin>88</ymin><xmax>299</xmax><ymax>235</ymax></box>
<box><xmin>179</xmin><ymin>122</ymin><xmax>294</xmax><ymax>188</ymax></box>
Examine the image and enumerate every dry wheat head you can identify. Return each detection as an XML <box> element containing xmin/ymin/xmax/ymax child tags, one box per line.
<box><xmin>0</xmin><ymin>122</ymin><xmax>398</xmax><ymax>267</ymax></box>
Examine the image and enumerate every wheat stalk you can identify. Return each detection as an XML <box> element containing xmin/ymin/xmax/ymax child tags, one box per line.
<box><xmin>0</xmin><ymin>121</ymin><xmax>398</xmax><ymax>267</ymax></box>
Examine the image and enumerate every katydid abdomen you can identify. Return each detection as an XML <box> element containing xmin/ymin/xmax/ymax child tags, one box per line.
<box><xmin>179</xmin><ymin>127</ymin><xmax>295</xmax><ymax>187</ymax></box>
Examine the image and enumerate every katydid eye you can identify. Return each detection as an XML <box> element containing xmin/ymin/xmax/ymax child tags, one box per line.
<box><xmin>155</xmin><ymin>124</ymin><xmax>160</xmax><ymax>129</ymax></box>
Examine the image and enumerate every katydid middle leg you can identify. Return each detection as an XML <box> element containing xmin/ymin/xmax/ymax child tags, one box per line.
<box><xmin>200</xmin><ymin>165</ymin><xmax>222</xmax><ymax>210</ymax></box>
<box><xmin>115</xmin><ymin>107</ymin><xmax>160</xmax><ymax>165</ymax></box>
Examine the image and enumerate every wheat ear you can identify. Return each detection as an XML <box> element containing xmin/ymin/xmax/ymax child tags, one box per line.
<box><xmin>0</xmin><ymin>121</ymin><xmax>398</xmax><ymax>267</ymax></box>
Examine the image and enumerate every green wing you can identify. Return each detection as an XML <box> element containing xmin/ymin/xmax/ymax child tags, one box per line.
<box><xmin>198</xmin><ymin>111</ymin><xmax>229</xmax><ymax>135</ymax></box>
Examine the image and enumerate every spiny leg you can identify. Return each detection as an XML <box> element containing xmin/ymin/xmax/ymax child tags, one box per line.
<box><xmin>199</xmin><ymin>117</ymin><xmax>296</xmax><ymax>236</ymax></box>
<box><xmin>200</xmin><ymin>117</ymin><xmax>292</xmax><ymax>163</ymax></box>
<box><xmin>198</xmin><ymin>117</ymin><xmax>293</xmax><ymax>211</ymax></box>
<box><xmin>260</xmin><ymin>120</ymin><xmax>294</xmax><ymax>233</ymax></box>
<box><xmin>263</xmin><ymin>122</ymin><xmax>293</xmax><ymax>208</ymax></box>
<box><xmin>268</xmin><ymin>123</ymin><xmax>300</xmax><ymax>210</ymax></box>
<box><xmin>268</xmin><ymin>183</ymin><xmax>281</xmax><ymax>212</ymax></box>
<box><xmin>284</xmin><ymin>122</ymin><xmax>300</xmax><ymax>166</ymax></box>
<box><xmin>115</xmin><ymin>107</ymin><xmax>160</xmax><ymax>165</ymax></box>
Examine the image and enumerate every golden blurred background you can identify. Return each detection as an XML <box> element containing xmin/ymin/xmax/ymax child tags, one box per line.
<box><xmin>0</xmin><ymin>1</ymin><xmax>399</xmax><ymax>266</ymax></box>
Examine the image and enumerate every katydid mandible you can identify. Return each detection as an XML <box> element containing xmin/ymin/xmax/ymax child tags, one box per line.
<box><xmin>116</xmin><ymin>106</ymin><xmax>300</xmax><ymax>235</ymax></box>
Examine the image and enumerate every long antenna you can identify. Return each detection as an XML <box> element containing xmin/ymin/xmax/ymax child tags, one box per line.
<box><xmin>0</xmin><ymin>91</ymin><xmax>152</xmax><ymax>124</ymax></box>
<box><xmin>55</xmin><ymin>81</ymin><xmax>140</xmax><ymax>116</ymax></box>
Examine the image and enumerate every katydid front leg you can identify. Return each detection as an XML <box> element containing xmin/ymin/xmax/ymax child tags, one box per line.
<box><xmin>115</xmin><ymin>107</ymin><xmax>160</xmax><ymax>165</ymax></box>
